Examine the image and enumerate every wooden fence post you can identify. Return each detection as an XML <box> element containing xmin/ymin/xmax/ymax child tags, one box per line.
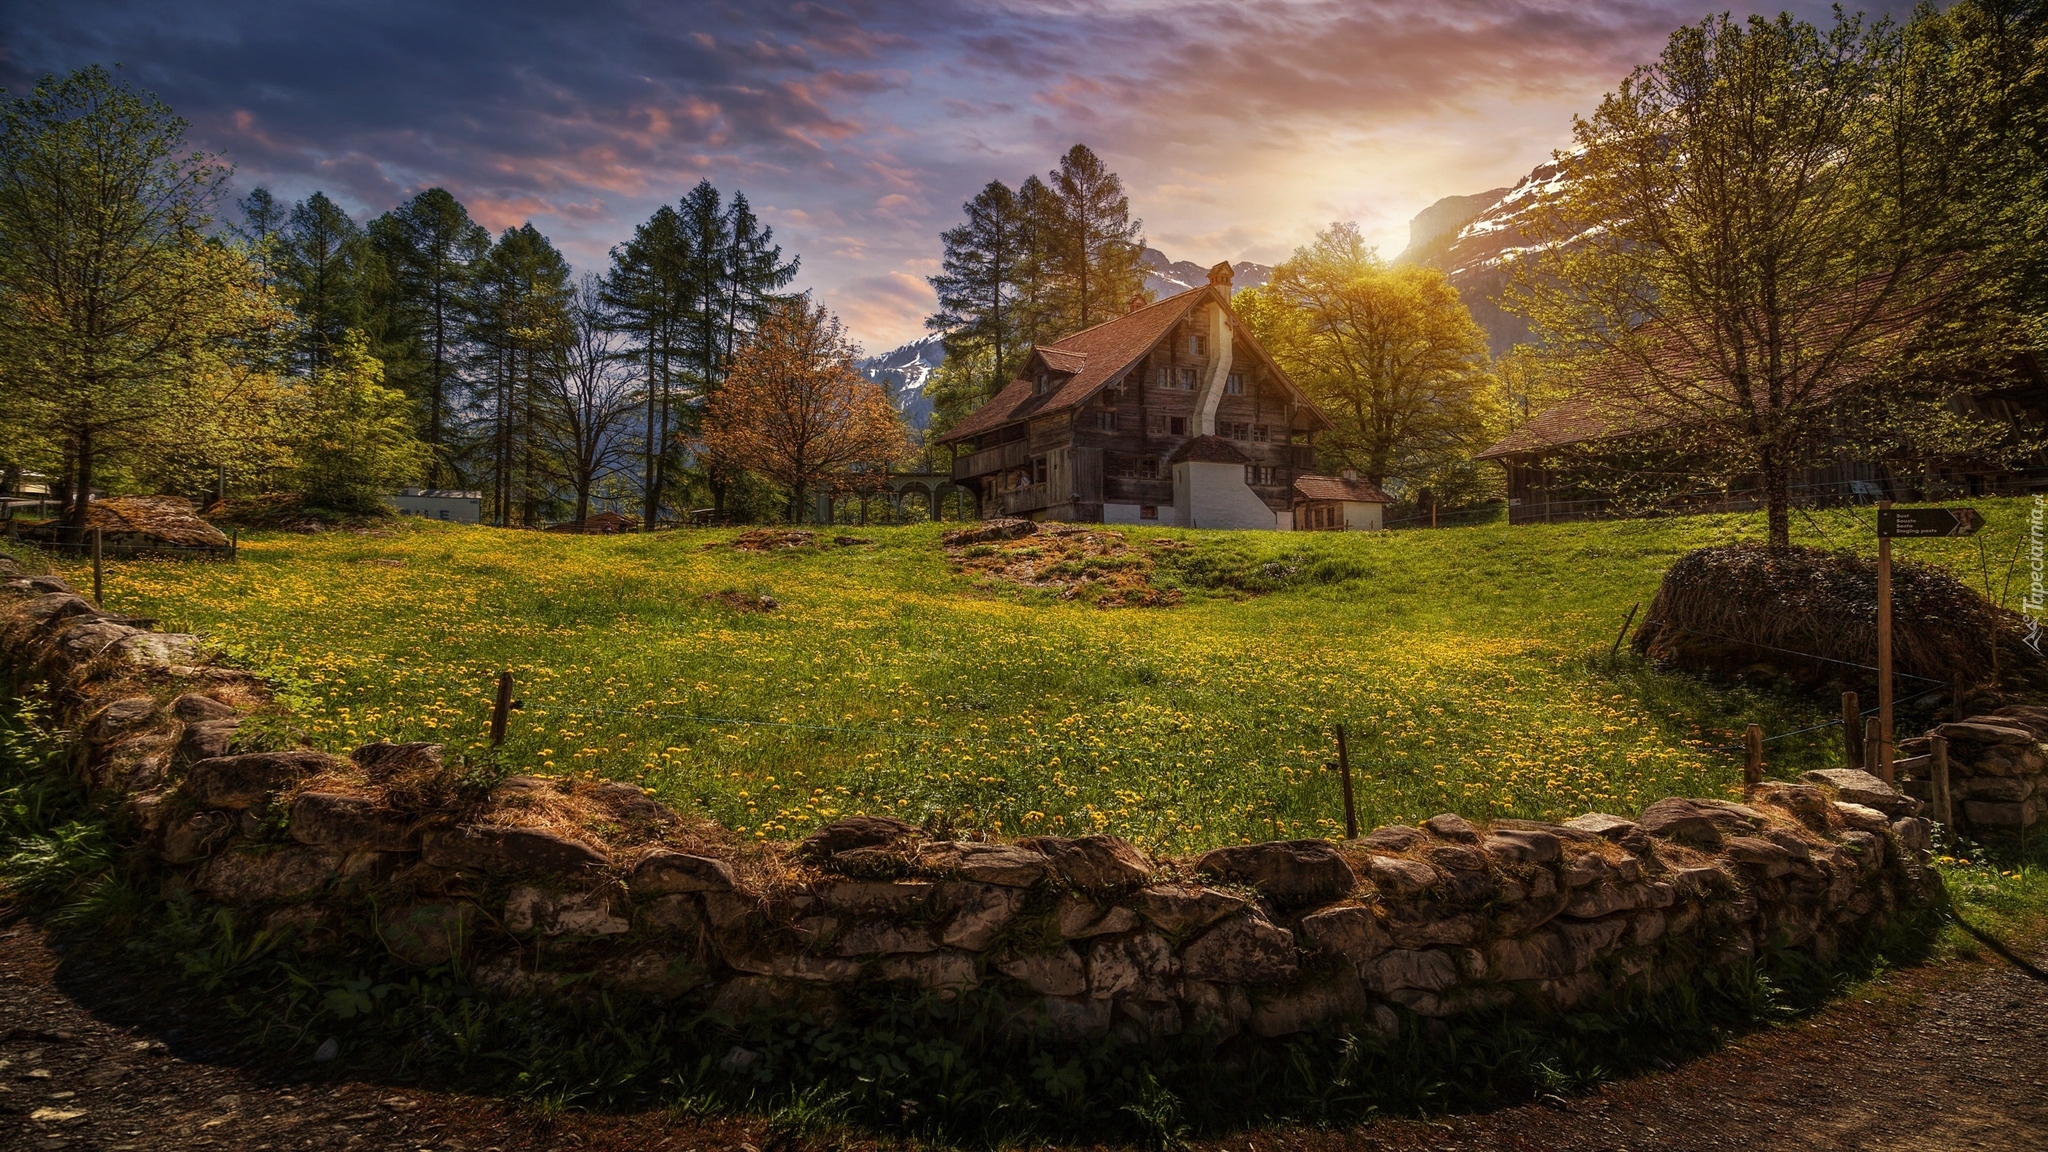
<box><xmin>1953</xmin><ymin>675</ymin><xmax>1965</xmax><ymax>723</ymax></box>
<box><xmin>1842</xmin><ymin>691</ymin><xmax>1861</xmax><ymax>768</ymax></box>
<box><xmin>1335</xmin><ymin>724</ymin><xmax>1358</xmax><ymax>840</ymax></box>
<box><xmin>1864</xmin><ymin>716</ymin><xmax>1884</xmax><ymax>779</ymax></box>
<box><xmin>1931</xmin><ymin>734</ymin><xmax>1953</xmax><ymax>832</ymax></box>
<box><xmin>1609</xmin><ymin>602</ymin><xmax>1640</xmax><ymax>660</ymax></box>
<box><xmin>1744</xmin><ymin>723</ymin><xmax>1764</xmax><ymax>788</ymax></box>
<box><xmin>230</xmin><ymin>527</ymin><xmax>239</xmax><ymax>562</ymax></box>
<box><xmin>490</xmin><ymin>671</ymin><xmax>514</xmax><ymax>747</ymax></box>
<box><xmin>91</xmin><ymin>527</ymin><xmax>103</xmax><ymax>607</ymax></box>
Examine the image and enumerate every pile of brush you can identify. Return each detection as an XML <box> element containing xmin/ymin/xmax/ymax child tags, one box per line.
<box><xmin>1632</xmin><ymin>543</ymin><xmax>2037</xmax><ymax>691</ymax></box>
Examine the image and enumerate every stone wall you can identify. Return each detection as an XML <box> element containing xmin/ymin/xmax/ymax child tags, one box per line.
<box><xmin>1901</xmin><ymin>709</ymin><xmax>2048</xmax><ymax>832</ymax></box>
<box><xmin>1</xmin><ymin>556</ymin><xmax>1942</xmax><ymax>1047</ymax></box>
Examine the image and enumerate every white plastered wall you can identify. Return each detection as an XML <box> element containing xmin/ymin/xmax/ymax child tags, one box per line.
<box><xmin>1343</xmin><ymin>501</ymin><xmax>1383</xmax><ymax>531</ymax></box>
<box><xmin>1172</xmin><ymin>461</ymin><xmax>1279</xmax><ymax>530</ymax></box>
<box><xmin>1191</xmin><ymin>302</ymin><xmax>1234</xmax><ymax>436</ymax></box>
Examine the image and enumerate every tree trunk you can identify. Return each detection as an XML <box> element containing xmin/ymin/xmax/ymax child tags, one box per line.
<box><xmin>789</xmin><ymin>482</ymin><xmax>804</xmax><ymax>525</ymax></box>
<box><xmin>69</xmin><ymin>428</ymin><xmax>94</xmax><ymax>529</ymax></box>
<box><xmin>1761</xmin><ymin>447</ymin><xmax>1791</xmax><ymax>548</ymax></box>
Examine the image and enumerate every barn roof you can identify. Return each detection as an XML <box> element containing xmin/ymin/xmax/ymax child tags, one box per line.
<box><xmin>935</xmin><ymin>284</ymin><xmax>1328</xmax><ymax>444</ymax></box>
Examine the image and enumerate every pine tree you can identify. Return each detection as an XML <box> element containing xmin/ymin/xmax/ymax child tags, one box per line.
<box><xmin>1045</xmin><ymin>144</ymin><xmax>1145</xmax><ymax>332</ymax></box>
<box><xmin>368</xmin><ymin>188</ymin><xmax>490</xmax><ymax>484</ymax></box>
<box><xmin>928</xmin><ymin>180</ymin><xmax>1025</xmax><ymax>405</ymax></box>
<box><xmin>272</xmin><ymin>191</ymin><xmax>377</xmax><ymax>375</ymax></box>
<box><xmin>469</xmin><ymin>224</ymin><xmax>571</xmax><ymax>526</ymax></box>
<box><xmin>602</xmin><ymin>204</ymin><xmax>691</xmax><ymax>526</ymax></box>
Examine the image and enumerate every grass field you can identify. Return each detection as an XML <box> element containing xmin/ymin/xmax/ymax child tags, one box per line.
<box><xmin>20</xmin><ymin>497</ymin><xmax>2036</xmax><ymax>854</ymax></box>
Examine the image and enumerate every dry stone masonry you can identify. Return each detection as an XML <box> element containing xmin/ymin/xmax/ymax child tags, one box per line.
<box><xmin>1900</xmin><ymin>709</ymin><xmax>2048</xmax><ymax>832</ymax></box>
<box><xmin>1</xmin><ymin>555</ymin><xmax>1942</xmax><ymax>1048</ymax></box>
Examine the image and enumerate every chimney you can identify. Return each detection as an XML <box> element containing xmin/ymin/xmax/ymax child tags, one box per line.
<box><xmin>1340</xmin><ymin>468</ymin><xmax>1358</xmax><ymax>482</ymax></box>
<box><xmin>1127</xmin><ymin>292</ymin><xmax>1148</xmax><ymax>313</ymax></box>
<box><xmin>1206</xmin><ymin>261</ymin><xmax>1234</xmax><ymax>289</ymax></box>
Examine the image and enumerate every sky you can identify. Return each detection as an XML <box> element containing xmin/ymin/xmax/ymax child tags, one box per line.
<box><xmin>1</xmin><ymin>1</ymin><xmax>1918</xmax><ymax>351</ymax></box>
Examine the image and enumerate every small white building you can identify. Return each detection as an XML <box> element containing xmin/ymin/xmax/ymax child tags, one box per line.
<box><xmin>1292</xmin><ymin>471</ymin><xmax>1390</xmax><ymax>531</ymax></box>
<box><xmin>392</xmin><ymin>488</ymin><xmax>483</xmax><ymax>524</ymax></box>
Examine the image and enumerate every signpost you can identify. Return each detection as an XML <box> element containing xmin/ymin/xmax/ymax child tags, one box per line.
<box><xmin>1873</xmin><ymin>504</ymin><xmax>1979</xmax><ymax>783</ymax></box>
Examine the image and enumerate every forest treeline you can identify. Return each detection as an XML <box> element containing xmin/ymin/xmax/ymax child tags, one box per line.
<box><xmin>0</xmin><ymin>65</ymin><xmax>879</xmax><ymax>528</ymax></box>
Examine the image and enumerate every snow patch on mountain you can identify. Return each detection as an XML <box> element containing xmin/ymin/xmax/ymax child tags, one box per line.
<box><xmin>856</xmin><ymin>332</ymin><xmax>945</xmax><ymax>430</ymax></box>
<box><xmin>1140</xmin><ymin>248</ymin><xmax>1271</xmax><ymax>298</ymax></box>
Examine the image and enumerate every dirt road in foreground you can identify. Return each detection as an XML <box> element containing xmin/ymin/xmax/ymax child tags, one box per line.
<box><xmin>3</xmin><ymin>921</ymin><xmax>2043</xmax><ymax>1152</ymax></box>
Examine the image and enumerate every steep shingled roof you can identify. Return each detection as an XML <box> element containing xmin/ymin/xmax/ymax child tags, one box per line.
<box><xmin>936</xmin><ymin>285</ymin><xmax>1329</xmax><ymax>444</ymax></box>
<box><xmin>1293</xmin><ymin>474</ymin><xmax>1391</xmax><ymax>503</ymax></box>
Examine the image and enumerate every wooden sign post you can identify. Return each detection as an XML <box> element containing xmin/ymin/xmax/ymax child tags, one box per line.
<box><xmin>1873</xmin><ymin>505</ymin><xmax>1979</xmax><ymax>785</ymax></box>
<box><xmin>1334</xmin><ymin>724</ymin><xmax>1358</xmax><ymax>840</ymax></box>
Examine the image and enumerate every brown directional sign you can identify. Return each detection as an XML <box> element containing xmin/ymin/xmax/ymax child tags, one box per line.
<box><xmin>1877</xmin><ymin>507</ymin><xmax>1980</xmax><ymax>538</ymax></box>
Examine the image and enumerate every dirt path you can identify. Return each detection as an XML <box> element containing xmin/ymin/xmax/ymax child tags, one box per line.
<box><xmin>3</xmin><ymin>920</ymin><xmax>2044</xmax><ymax>1152</ymax></box>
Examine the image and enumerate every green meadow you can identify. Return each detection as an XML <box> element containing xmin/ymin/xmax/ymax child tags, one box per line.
<box><xmin>31</xmin><ymin>497</ymin><xmax>2034</xmax><ymax>854</ymax></box>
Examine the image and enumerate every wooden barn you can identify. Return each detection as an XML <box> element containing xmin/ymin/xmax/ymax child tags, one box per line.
<box><xmin>936</xmin><ymin>265</ymin><xmax>1332</xmax><ymax>530</ymax></box>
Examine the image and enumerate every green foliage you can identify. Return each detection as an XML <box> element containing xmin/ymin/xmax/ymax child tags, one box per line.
<box><xmin>1237</xmin><ymin>223</ymin><xmax>1498</xmax><ymax>494</ymax></box>
<box><xmin>286</xmin><ymin>330</ymin><xmax>428</xmax><ymax>516</ymax></box>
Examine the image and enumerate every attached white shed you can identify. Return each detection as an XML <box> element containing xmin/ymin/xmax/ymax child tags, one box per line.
<box><xmin>1292</xmin><ymin>471</ymin><xmax>1390</xmax><ymax>531</ymax></box>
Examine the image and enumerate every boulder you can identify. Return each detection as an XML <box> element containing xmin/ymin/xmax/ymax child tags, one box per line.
<box><xmin>1482</xmin><ymin>828</ymin><xmax>1562</xmax><ymax>865</ymax></box>
<box><xmin>178</xmin><ymin>719</ymin><xmax>240</xmax><ymax>763</ymax></box>
<box><xmin>1055</xmin><ymin>896</ymin><xmax>1140</xmax><ymax>938</ymax></box>
<box><xmin>638</xmin><ymin>893</ymin><xmax>707</xmax><ymax>935</ymax></box>
<box><xmin>379</xmin><ymin>902</ymin><xmax>478</xmax><ymax>966</ymax></box>
<box><xmin>1487</xmin><ymin>930</ymin><xmax>1578</xmax><ymax>982</ymax></box>
<box><xmin>1134</xmin><ymin>884</ymin><xmax>1248</xmax><ymax>933</ymax></box>
<box><xmin>915</xmin><ymin>841</ymin><xmax>1048</xmax><ymax>887</ymax></box>
<box><xmin>1563</xmin><ymin>812</ymin><xmax>1637</xmax><ymax>839</ymax></box>
<box><xmin>195</xmin><ymin>846</ymin><xmax>341</xmax><ymax>903</ymax></box>
<box><xmin>1017</xmin><ymin>834</ymin><xmax>1151</xmax><ymax>889</ymax></box>
<box><xmin>118</xmin><ymin>632</ymin><xmax>201</xmax><ymax>669</ymax></box>
<box><xmin>1298</xmin><ymin>904</ymin><xmax>1393</xmax><ymax>968</ymax></box>
<box><xmin>942</xmin><ymin>519</ymin><xmax>1037</xmax><ymax>546</ymax></box>
<box><xmin>289</xmin><ymin>792</ymin><xmax>419</xmax><ymax>852</ymax></box>
<box><xmin>1179</xmin><ymin>915</ymin><xmax>1299</xmax><ymax>983</ymax></box>
<box><xmin>1181</xmin><ymin>980</ymin><xmax>1253</xmax><ymax>1037</ymax></box>
<box><xmin>353</xmin><ymin>740</ymin><xmax>445</xmax><ymax>776</ymax></box>
<box><xmin>797</xmin><ymin>814</ymin><xmax>919</xmax><ymax>863</ymax></box>
<box><xmin>588</xmin><ymin>781</ymin><xmax>673</xmax><ymax>824</ymax></box>
<box><xmin>1934</xmin><ymin>720</ymin><xmax>2034</xmax><ymax>747</ymax></box>
<box><xmin>1634</xmin><ymin>798</ymin><xmax>1726</xmax><ymax>849</ymax></box>
<box><xmin>1367</xmin><ymin>855</ymin><xmax>1439</xmax><ymax>898</ymax></box>
<box><xmin>1193</xmin><ymin>840</ymin><xmax>1356</xmax><ymax>903</ymax></box>
<box><xmin>833</xmin><ymin>920</ymin><xmax>939</xmax><ymax>956</ymax></box>
<box><xmin>1363</xmin><ymin>948</ymin><xmax>1459</xmax><ymax>994</ymax></box>
<box><xmin>937</xmin><ymin>882</ymin><xmax>1028</xmax><ymax>949</ymax></box>
<box><xmin>1427</xmin><ymin>844</ymin><xmax>1490</xmax><ymax>872</ymax></box>
<box><xmin>1964</xmin><ymin>799</ymin><xmax>2041</xmax><ymax>828</ymax></box>
<box><xmin>1750</xmin><ymin>783</ymin><xmax>1832</xmax><ymax>831</ymax></box>
<box><xmin>172</xmin><ymin>693</ymin><xmax>237</xmax><ymax>722</ymax></box>
<box><xmin>159</xmin><ymin>810</ymin><xmax>235</xmax><ymax>863</ymax></box>
<box><xmin>1359</xmin><ymin>825</ymin><xmax>1426</xmax><ymax>851</ymax></box>
<box><xmin>1248</xmin><ymin>972</ymin><xmax>1370</xmax><ymax>1038</ymax></box>
<box><xmin>88</xmin><ymin>696</ymin><xmax>159</xmax><ymax>743</ymax></box>
<box><xmin>1800</xmin><ymin>769</ymin><xmax>1919</xmax><ymax>818</ymax></box>
<box><xmin>878</xmin><ymin>951</ymin><xmax>980</xmax><ymax>992</ymax></box>
<box><xmin>1722</xmin><ymin>836</ymin><xmax>1795</xmax><ymax>878</ymax></box>
<box><xmin>420</xmin><ymin>825</ymin><xmax>609</xmax><ymax>874</ymax></box>
<box><xmin>1834</xmin><ymin>803</ymin><xmax>1892</xmax><ymax>834</ymax></box>
<box><xmin>1382</xmin><ymin>905</ymin><xmax>1485</xmax><ymax>947</ymax></box>
<box><xmin>631</xmin><ymin>850</ymin><xmax>737</xmax><ymax>894</ymax></box>
<box><xmin>1087</xmin><ymin>933</ymin><xmax>1180</xmax><ymax>1000</ymax></box>
<box><xmin>1422</xmin><ymin>813</ymin><xmax>1480</xmax><ymax>843</ymax></box>
<box><xmin>184</xmin><ymin>750</ymin><xmax>337</xmax><ymax>810</ymax></box>
<box><xmin>998</xmin><ymin>948</ymin><xmax>1087</xmax><ymax>996</ymax></box>
<box><xmin>503</xmin><ymin>886</ymin><xmax>630</xmax><ymax>936</ymax></box>
<box><xmin>815</xmin><ymin>879</ymin><xmax>934</xmax><ymax>914</ymax></box>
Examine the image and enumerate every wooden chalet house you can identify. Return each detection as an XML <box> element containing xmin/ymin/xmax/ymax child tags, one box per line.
<box><xmin>937</xmin><ymin>264</ymin><xmax>1338</xmax><ymax>530</ymax></box>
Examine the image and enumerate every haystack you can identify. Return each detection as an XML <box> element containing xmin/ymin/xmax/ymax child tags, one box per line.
<box><xmin>19</xmin><ymin>495</ymin><xmax>229</xmax><ymax>549</ymax></box>
<box><xmin>1632</xmin><ymin>543</ymin><xmax>2035</xmax><ymax>689</ymax></box>
<box><xmin>85</xmin><ymin>496</ymin><xmax>230</xmax><ymax>547</ymax></box>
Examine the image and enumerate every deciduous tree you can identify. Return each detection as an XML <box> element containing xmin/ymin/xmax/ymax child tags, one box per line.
<box><xmin>1239</xmin><ymin>224</ymin><xmax>1496</xmax><ymax>492</ymax></box>
<box><xmin>698</xmin><ymin>298</ymin><xmax>908</xmax><ymax>523</ymax></box>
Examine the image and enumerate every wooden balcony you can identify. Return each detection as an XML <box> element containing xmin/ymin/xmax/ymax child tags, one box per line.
<box><xmin>954</xmin><ymin>441</ymin><xmax>1030</xmax><ymax>481</ymax></box>
<box><xmin>998</xmin><ymin>487</ymin><xmax>1052</xmax><ymax>515</ymax></box>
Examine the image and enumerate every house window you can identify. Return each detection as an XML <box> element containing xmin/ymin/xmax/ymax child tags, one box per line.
<box><xmin>1188</xmin><ymin>334</ymin><xmax>1206</xmax><ymax>356</ymax></box>
<box><xmin>1168</xmin><ymin>416</ymin><xmax>1187</xmax><ymax>436</ymax></box>
<box><xmin>1225</xmin><ymin>373</ymin><xmax>1244</xmax><ymax>394</ymax></box>
<box><xmin>1105</xmin><ymin>381</ymin><xmax>1126</xmax><ymax>402</ymax></box>
<box><xmin>1226</xmin><ymin>422</ymin><xmax>1250</xmax><ymax>440</ymax></box>
<box><xmin>1246</xmin><ymin>465</ymin><xmax>1277</xmax><ymax>485</ymax></box>
<box><xmin>1033</xmin><ymin>457</ymin><xmax>1048</xmax><ymax>485</ymax></box>
<box><xmin>1140</xmin><ymin>505</ymin><xmax>1158</xmax><ymax>520</ymax></box>
<box><xmin>1092</xmin><ymin>410</ymin><xmax>1117</xmax><ymax>431</ymax></box>
<box><xmin>1176</xmin><ymin>367</ymin><xmax>1198</xmax><ymax>390</ymax></box>
<box><xmin>1252</xmin><ymin>424</ymin><xmax>1269</xmax><ymax>442</ymax></box>
<box><xmin>1142</xmin><ymin>457</ymin><xmax>1159</xmax><ymax>478</ymax></box>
